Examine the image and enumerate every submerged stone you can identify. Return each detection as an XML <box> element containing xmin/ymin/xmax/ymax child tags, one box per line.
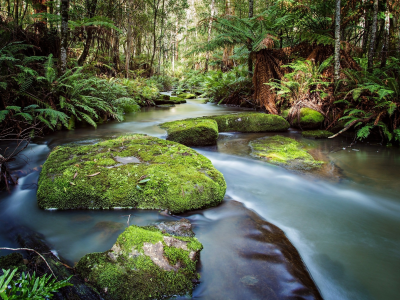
<box><xmin>302</xmin><ymin>130</ymin><xmax>333</xmax><ymax>139</ymax></box>
<box><xmin>170</xmin><ymin>96</ymin><xmax>187</xmax><ymax>103</ymax></box>
<box><xmin>292</xmin><ymin>108</ymin><xmax>324</xmax><ymax>129</ymax></box>
<box><xmin>205</xmin><ymin>113</ymin><xmax>289</xmax><ymax>132</ymax></box>
<box><xmin>178</xmin><ymin>93</ymin><xmax>196</xmax><ymax>99</ymax></box>
<box><xmin>37</xmin><ymin>134</ymin><xmax>226</xmax><ymax>212</ymax></box>
<box><xmin>76</xmin><ymin>220</ymin><xmax>202</xmax><ymax>300</ymax></box>
<box><xmin>160</xmin><ymin>119</ymin><xmax>219</xmax><ymax>146</ymax></box>
<box><xmin>249</xmin><ymin>135</ymin><xmax>324</xmax><ymax>170</ymax></box>
<box><xmin>156</xmin><ymin>104</ymin><xmax>175</xmax><ymax>108</ymax></box>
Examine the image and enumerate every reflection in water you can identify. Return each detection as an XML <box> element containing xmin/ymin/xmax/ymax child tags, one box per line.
<box><xmin>1</xmin><ymin>100</ymin><xmax>400</xmax><ymax>300</ymax></box>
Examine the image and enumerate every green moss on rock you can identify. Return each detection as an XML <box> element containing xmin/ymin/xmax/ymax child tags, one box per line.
<box><xmin>204</xmin><ymin>113</ymin><xmax>289</xmax><ymax>132</ymax></box>
<box><xmin>76</xmin><ymin>221</ymin><xmax>202</xmax><ymax>300</ymax></box>
<box><xmin>170</xmin><ymin>96</ymin><xmax>187</xmax><ymax>103</ymax></box>
<box><xmin>0</xmin><ymin>253</ymin><xmax>25</xmax><ymax>271</ymax></box>
<box><xmin>292</xmin><ymin>108</ymin><xmax>324</xmax><ymax>129</ymax></box>
<box><xmin>37</xmin><ymin>134</ymin><xmax>226</xmax><ymax>212</ymax></box>
<box><xmin>302</xmin><ymin>130</ymin><xmax>333</xmax><ymax>139</ymax></box>
<box><xmin>178</xmin><ymin>93</ymin><xmax>196</xmax><ymax>99</ymax></box>
<box><xmin>249</xmin><ymin>135</ymin><xmax>324</xmax><ymax>170</ymax></box>
<box><xmin>160</xmin><ymin>119</ymin><xmax>218</xmax><ymax>146</ymax></box>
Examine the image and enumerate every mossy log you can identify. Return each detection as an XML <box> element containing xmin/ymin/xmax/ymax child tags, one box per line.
<box><xmin>76</xmin><ymin>219</ymin><xmax>202</xmax><ymax>300</ymax></box>
<box><xmin>205</xmin><ymin>113</ymin><xmax>289</xmax><ymax>132</ymax></box>
<box><xmin>160</xmin><ymin>119</ymin><xmax>219</xmax><ymax>146</ymax></box>
<box><xmin>37</xmin><ymin>134</ymin><xmax>226</xmax><ymax>212</ymax></box>
<box><xmin>292</xmin><ymin>108</ymin><xmax>324</xmax><ymax>130</ymax></box>
<box><xmin>249</xmin><ymin>135</ymin><xmax>324</xmax><ymax>170</ymax></box>
<box><xmin>178</xmin><ymin>93</ymin><xmax>196</xmax><ymax>99</ymax></box>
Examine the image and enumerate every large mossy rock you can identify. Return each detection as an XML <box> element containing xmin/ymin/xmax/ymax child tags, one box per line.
<box><xmin>249</xmin><ymin>135</ymin><xmax>323</xmax><ymax>170</ymax></box>
<box><xmin>154</xmin><ymin>97</ymin><xmax>186</xmax><ymax>105</ymax></box>
<box><xmin>76</xmin><ymin>219</ymin><xmax>202</xmax><ymax>300</ymax></box>
<box><xmin>37</xmin><ymin>134</ymin><xmax>226</xmax><ymax>212</ymax></box>
<box><xmin>160</xmin><ymin>119</ymin><xmax>219</xmax><ymax>146</ymax></box>
<box><xmin>292</xmin><ymin>108</ymin><xmax>324</xmax><ymax>129</ymax></box>
<box><xmin>205</xmin><ymin>113</ymin><xmax>289</xmax><ymax>132</ymax></box>
<box><xmin>178</xmin><ymin>93</ymin><xmax>196</xmax><ymax>99</ymax></box>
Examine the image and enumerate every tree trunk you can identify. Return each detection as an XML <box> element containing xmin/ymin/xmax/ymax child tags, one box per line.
<box><xmin>368</xmin><ymin>0</ymin><xmax>378</xmax><ymax>70</ymax></box>
<box><xmin>59</xmin><ymin>0</ymin><xmax>69</xmax><ymax>76</ymax></box>
<box><xmin>334</xmin><ymin>0</ymin><xmax>341</xmax><ymax>84</ymax></box>
<box><xmin>204</xmin><ymin>0</ymin><xmax>215</xmax><ymax>72</ymax></box>
<box><xmin>78</xmin><ymin>0</ymin><xmax>98</xmax><ymax>65</ymax></box>
<box><xmin>247</xmin><ymin>0</ymin><xmax>254</xmax><ymax>76</ymax></box>
<box><xmin>125</xmin><ymin>21</ymin><xmax>133</xmax><ymax>78</ymax></box>
<box><xmin>380</xmin><ymin>7</ymin><xmax>390</xmax><ymax>68</ymax></box>
<box><xmin>149</xmin><ymin>0</ymin><xmax>160</xmax><ymax>76</ymax></box>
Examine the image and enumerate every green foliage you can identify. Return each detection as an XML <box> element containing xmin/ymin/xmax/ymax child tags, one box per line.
<box><xmin>265</xmin><ymin>58</ymin><xmax>332</xmax><ymax>105</ymax></box>
<box><xmin>339</xmin><ymin>57</ymin><xmax>400</xmax><ymax>141</ymax></box>
<box><xmin>0</xmin><ymin>268</ymin><xmax>72</xmax><ymax>299</ymax></box>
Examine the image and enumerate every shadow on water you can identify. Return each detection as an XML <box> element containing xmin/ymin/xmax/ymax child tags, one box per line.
<box><xmin>1</xmin><ymin>99</ymin><xmax>400</xmax><ymax>300</ymax></box>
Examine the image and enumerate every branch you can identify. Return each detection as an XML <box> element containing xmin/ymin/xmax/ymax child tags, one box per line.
<box><xmin>328</xmin><ymin>115</ymin><xmax>374</xmax><ymax>139</ymax></box>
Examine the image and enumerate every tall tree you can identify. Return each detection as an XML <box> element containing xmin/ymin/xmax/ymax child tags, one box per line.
<box><xmin>368</xmin><ymin>0</ymin><xmax>379</xmax><ymax>70</ymax></box>
<box><xmin>380</xmin><ymin>4</ymin><xmax>390</xmax><ymax>68</ymax></box>
<box><xmin>205</xmin><ymin>0</ymin><xmax>216</xmax><ymax>72</ymax></box>
<box><xmin>78</xmin><ymin>0</ymin><xmax>98</xmax><ymax>65</ymax></box>
<box><xmin>334</xmin><ymin>0</ymin><xmax>341</xmax><ymax>84</ymax></box>
<box><xmin>59</xmin><ymin>0</ymin><xmax>70</xmax><ymax>75</ymax></box>
<box><xmin>247</xmin><ymin>0</ymin><xmax>254</xmax><ymax>76</ymax></box>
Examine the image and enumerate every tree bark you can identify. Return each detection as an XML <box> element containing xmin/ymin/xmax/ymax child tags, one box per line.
<box><xmin>368</xmin><ymin>0</ymin><xmax>379</xmax><ymax>70</ymax></box>
<box><xmin>204</xmin><ymin>0</ymin><xmax>215</xmax><ymax>72</ymax></box>
<box><xmin>334</xmin><ymin>0</ymin><xmax>341</xmax><ymax>84</ymax></box>
<box><xmin>380</xmin><ymin>8</ymin><xmax>390</xmax><ymax>68</ymax></box>
<box><xmin>59</xmin><ymin>0</ymin><xmax>69</xmax><ymax>76</ymax></box>
<box><xmin>78</xmin><ymin>0</ymin><xmax>98</xmax><ymax>65</ymax></box>
<box><xmin>149</xmin><ymin>0</ymin><xmax>160</xmax><ymax>76</ymax></box>
<box><xmin>247</xmin><ymin>0</ymin><xmax>254</xmax><ymax>76</ymax></box>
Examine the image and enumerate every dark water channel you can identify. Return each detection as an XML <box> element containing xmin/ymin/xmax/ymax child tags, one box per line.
<box><xmin>1</xmin><ymin>99</ymin><xmax>400</xmax><ymax>300</ymax></box>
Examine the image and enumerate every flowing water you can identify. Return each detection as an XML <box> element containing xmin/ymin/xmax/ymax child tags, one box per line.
<box><xmin>1</xmin><ymin>99</ymin><xmax>400</xmax><ymax>300</ymax></box>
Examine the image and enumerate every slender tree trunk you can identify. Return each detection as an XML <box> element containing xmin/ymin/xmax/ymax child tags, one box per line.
<box><xmin>380</xmin><ymin>8</ymin><xmax>390</xmax><ymax>68</ymax></box>
<box><xmin>204</xmin><ymin>0</ymin><xmax>215</xmax><ymax>72</ymax></box>
<box><xmin>368</xmin><ymin>0</ymin><xmax>379</xmax><ymax>70</ymax></box>
<box><xmin>158</xmin><ymin>0</ymin><xmax>165</xmax><ymax>74</ymax></box>
<box><xmin>334</xmin><ymin>0</ymin><xmax>341</xmax><ymax>84</ymax></box>
<box><xmin>125</xmin><ymin>20</ymin><xmax>133</xmax><ymax>78</ymax></box>
<box><xmin>247</xmin><ymin>0</ymin><xmax>254</xmax><ymax>76</ymax></box>
<box><xmin>78</xmin><ymin>0</ymin><xmax>98</xmax><ymax>65</ymax></box>
<box><xmin>59</xmin><ymin>0</ymin><xmax>69</xmax><ymax>76</ymax></box>
<box><xmin>149</xmin><ymin>0</ymin><xmax>160</xmax><ymax>76</ymax></box>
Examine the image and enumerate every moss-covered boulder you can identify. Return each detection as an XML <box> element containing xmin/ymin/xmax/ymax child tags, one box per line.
<box><xmin>160</xmin><ymin>119</ymin><xmax>219</xmax><ymax>146</ymax></box>
<box><xmin>292</xmin><ymin>108</ymin><xmax>324</xmax><ymax>129</ymax></box>
<box><xmin>37</xmin><ymin>134</ymin><xmax>226</xmax><ymax>212</ymax></box>
<box><xmin>76</xmin><ymin>219</ymin><xmax>202</xmax><ymax>300</ymax></box>
<box><xmin>205</xmin><ymin>113</ymin><xmax>289</xmax><ymax>132</ymax></box>
<box><xmin>178</xmin><ymin>93</ymin><xmax>196</xmax><ymax>99</ymax></box>
<box><xmin>302</xmin><ymin>130</ymin><xmax>333</xmax><ymax>139</ymax></box>
<box><xmin>249</xmin><ymin>135</ymin><xmax>323</xmax><ymax>170</ymax></box>
<box><xmin>0</xmin><ymin>253</ymin><xmax>26</xmax><ymax>275</ymax></box>
<box><xmin>156</xmin><ymin>104</ymin><xmax>175</xmax><ymax>108</ymax></box>
<box><xmin>170</xmin><ymin>96</ymin><xmax>187</xmax><ymax>103</ymax></box>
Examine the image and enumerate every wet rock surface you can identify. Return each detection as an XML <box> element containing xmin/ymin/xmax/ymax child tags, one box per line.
<box><xmin>181</xmin><ymin>200</ymin><xmax>323</xmax><ymax>300</ymax></box>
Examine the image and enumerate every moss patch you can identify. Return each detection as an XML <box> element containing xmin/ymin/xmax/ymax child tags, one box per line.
<box><xmin>292</xmin><ymin>108</ymin><xmax>324</xmax><ymax>129</ymax></box>
<box><xmin>249</xmin><ymin>135</ymin><xmax>324</xmax><ymax>170</ymax></box>
<box><xmin>302</xmin><ymin>130</ymin><xmax>333</xmax><ymax>139</ymax></box>
<box><xmin>160</xmin><ymin>119</ymin><xmax>218</xmax><ymax>146</ymax></box>
<box><xmin>170</xmin><ymin>96</ymin><xmax>187</xmax><ymax>103</ymax></box>
<box><xmin>76</xmin><ymin>223</ymin><xmax>202</xmax><ymax>300</ymax></box>
<box><xmin>37</xmin><ymin>134</ymin><xmax>226</xmax><ymax>213</ymax></box>
<box><xmin>178</xmin><ymin>93</ymin><xmax>196</xmax><ymax>99</ymax></box>
<box><xmin>204</xmin><ymin>113</ymin><xmax>289</xmax><ymax>132</ymax></box>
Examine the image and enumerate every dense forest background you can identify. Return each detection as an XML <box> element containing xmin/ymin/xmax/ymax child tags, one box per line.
<box><xmin>1</xmin><ymin>0</ymin><xmax>400</xmax><ymax>184</ymax></box>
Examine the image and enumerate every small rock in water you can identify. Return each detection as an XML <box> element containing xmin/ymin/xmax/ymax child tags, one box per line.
<box><xmin>352</xmin><ymin>149</ymin><xmax>360</xmax><ymax>151</ymax></box>
<box><xmin>240</xmin><ymin>275</ymin><xmax>259</xmax><ymax>286</ymax></box>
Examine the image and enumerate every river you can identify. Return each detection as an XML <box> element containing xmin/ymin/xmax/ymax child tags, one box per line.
<box><xmin>1</xmin><ymin>99</ymin><xmax>400</xmax><ymax>300</ymax></box>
